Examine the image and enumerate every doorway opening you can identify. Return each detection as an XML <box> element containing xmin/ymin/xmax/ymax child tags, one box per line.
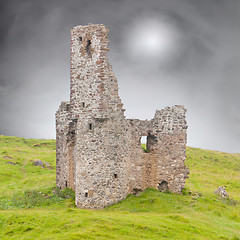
<box><xmin>158</xmin><ymin>181</ymin><xmax>169</xmax><ymax>192</ymax></box>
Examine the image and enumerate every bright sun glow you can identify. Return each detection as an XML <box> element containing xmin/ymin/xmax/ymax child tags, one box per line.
<box><xmin>127</xmin><ymin>18</ymin><xmax>179</xmax><ymax>61</ymax></box>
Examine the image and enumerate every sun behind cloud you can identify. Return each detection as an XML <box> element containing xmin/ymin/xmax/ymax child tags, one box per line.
<box><xmin>125</xmin><ymin>16</ymin><xmax>180</xmax><ymax>63</ymax></box>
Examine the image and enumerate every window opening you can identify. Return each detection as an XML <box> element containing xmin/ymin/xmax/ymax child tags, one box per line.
<box><xmin>82</xmin><ymin>102</ymin><xmax>85</xmax><ymax>107</ymax></box>
<box><xmin>141</xmin><ymin>136</ymin><xmax>149</xmax><ymax>153</ymax></box>
<box><xmin>89</xmin><ymin>123</ymin><xmax>92</xmax><ymax>130</ymax></box>
<box><xmin>114</xmin><ymin>174</ymin><xmax>118</xmax><ymax>178</ymax></box>
<box><xmin>85</xmin><ymin>192</ymin><xmax>88</xmax><ymax>197</ymax></box>
<box><xmin>79</xmin><ymin>36</ymin><xmax>82</xmax><ymax>41</ymax></box>
<box><xmin>86</xmin><ymin>39</ymin><xmax>92</xmax><ymax>57</ymax></box>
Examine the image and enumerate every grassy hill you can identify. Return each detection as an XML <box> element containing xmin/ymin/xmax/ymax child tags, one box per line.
<box><xmin>0</xmin><ymin>135</ymin><xmax>239</xmax><ymax>240</ymax></box>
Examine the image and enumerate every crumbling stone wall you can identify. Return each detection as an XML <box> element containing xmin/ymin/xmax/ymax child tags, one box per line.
<box><xmin>56</xmin><ymin>24</ymin><xmax>189</xmax><ymax>209</ymax></box>
<box><xmin>56</xmin><ymin>101</ymin><xmax>77</xmax><ymax>190</ymax></box>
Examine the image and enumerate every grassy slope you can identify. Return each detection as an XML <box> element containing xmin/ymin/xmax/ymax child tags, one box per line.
<box><xmin>0</xmin><ymin>135</ymin><xmax>239</xmax><ymax>240</ymax></box>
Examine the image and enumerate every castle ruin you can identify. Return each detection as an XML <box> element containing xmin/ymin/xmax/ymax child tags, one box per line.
<box><xmin>56</xmin><ymin>24</ymin><xmax>189</xmax><ymax>209</ymax></box>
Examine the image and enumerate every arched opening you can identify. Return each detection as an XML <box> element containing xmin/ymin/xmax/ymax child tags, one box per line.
<box><xmin>158</xmin><ymin>181</ymin><xmax>169</xmax><ymax>192</ymax></box>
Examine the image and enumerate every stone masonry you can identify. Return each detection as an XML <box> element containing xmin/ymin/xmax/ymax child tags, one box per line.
<box><xmin>56</xmin><ymin>24</ymin><xmax>189</xmax><ymax>209</ymax></box>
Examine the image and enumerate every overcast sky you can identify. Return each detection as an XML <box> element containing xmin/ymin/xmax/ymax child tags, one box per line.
<box><xmin>0</xmin><ymin>0</ymin><xmax>239</xmax><ymax>153</ymax></box>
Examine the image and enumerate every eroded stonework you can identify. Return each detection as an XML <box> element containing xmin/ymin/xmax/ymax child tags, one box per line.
<box><xmin>56</xmin><ymin>24</ymin><xmax>189</xmax><ymax>209</ymax></box>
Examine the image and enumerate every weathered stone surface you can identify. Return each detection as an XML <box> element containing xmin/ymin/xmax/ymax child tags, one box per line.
<box><xmin>32</xmin><ymin>159</ymin><xmax>52</xmax><ymax>169</ymax></box>
<box><xmin>215</xmin><ymin>186</ymin><xmax>229</xmax><ymax>198</ymax></box>
<box><xmin>56</xmin><ymin>24</ymin><xmax>189</xmax><ymax>209</ymax></box>
<box><xmin>6</xmin><ymin>161</ymin><xmax>16</xmax><ymax>165</ymax></box>
<box><xmin>33</xmin><ymin>159</ymin><xmax>45</xmax><ymax>167</ymax></box>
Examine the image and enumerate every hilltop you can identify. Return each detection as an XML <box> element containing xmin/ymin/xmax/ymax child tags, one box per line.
<box><xmin>0</xmin><ymin>135</ymin><xmax>239</xmax><ymax>239</ymax></box>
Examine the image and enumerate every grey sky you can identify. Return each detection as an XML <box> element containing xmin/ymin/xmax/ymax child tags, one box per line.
<box><xmin>0</xmin><ymin>0</ymin><xmax>239</xmax><ymax>153</ymax></box>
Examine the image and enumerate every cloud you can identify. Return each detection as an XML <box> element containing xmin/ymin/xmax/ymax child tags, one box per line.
<box><xmin>0</xmin><ymin>0</ymin><xmax>239</xmax><ymax>152</ymax></box>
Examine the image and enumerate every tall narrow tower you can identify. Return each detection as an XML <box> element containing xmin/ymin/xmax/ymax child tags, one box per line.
<box><xmin>70</xmin><ymin>24</ymin><xmax>130</xmax><ymax>208</ymax></box>
<box><xmin>70</xmin><ymin>24</ymin><xmax>124</xmax><ymax>120</ymax></box>
<box><xmin>57</xmin><ymin>24</ymin><xmax>131</xmax><ymax>208</ymax></box>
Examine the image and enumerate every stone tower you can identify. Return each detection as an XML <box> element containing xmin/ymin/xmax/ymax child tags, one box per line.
<box><xmin>56</xmin><ymin>24</ymin><xmax>189</xmax><ymax>209</ymax></box>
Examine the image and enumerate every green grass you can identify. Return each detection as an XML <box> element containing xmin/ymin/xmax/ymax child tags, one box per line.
<box><xmin>141</xmin><ymin>143</ymin><xmax>149</xmax><ymax>153</ymax></box>
<box><xmin>0</xmin><ymin>135</ymin><xmax>239</xmax><ymax>239</ymax></box>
